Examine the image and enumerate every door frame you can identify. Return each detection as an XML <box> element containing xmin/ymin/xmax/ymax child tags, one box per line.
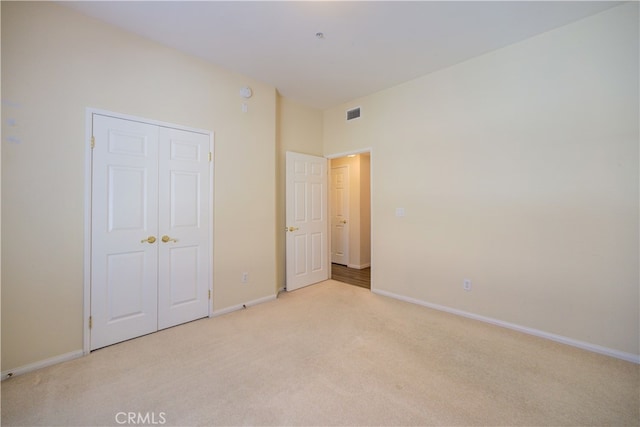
<box><xmin>83</xmin><ymin>108</ymin><xmax>214</xmax><ymax>355</ymax></box>
<box><xmin>325</xmin><ymin>148</ymin><xmax>373</xmax><ymax>287</ymax></box>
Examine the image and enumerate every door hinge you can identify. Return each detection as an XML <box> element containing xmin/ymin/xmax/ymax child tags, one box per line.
<box><xmin>208</xmin><ymin>290</ymin><xmax>211</xmax><ymax>300</ymax></box>
<box><xmin>209</xmin><ymin>152</ymin><xmax>212</xmax><ymax>162</ymax></box>
<box><xmin>91</xmin><ymin>136</ymin><xmax>95</xmax><ymax>149</ymax></box>
<box><xmin>89</xmin><ymin>316</ymin><xmax>93</xmax><ymax>329</ymax></box>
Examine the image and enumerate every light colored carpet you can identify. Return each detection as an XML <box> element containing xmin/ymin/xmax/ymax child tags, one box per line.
<box><xmin>2</xmin><ymin>280</ymin><xmax>638</xmax><ymax>426</ymax></box>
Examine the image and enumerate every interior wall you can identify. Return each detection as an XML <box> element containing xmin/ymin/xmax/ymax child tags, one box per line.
<box><xmin>323</xmin><ymin>3</ymin><xmax>639</xmax><ymax>357</ymax></box>
<box><xmin>1</xmin><ymin>2</ymin><xmax>277</xmax><ymax>372</ymax></box>
<box><xmin>275</xmin><ymin>95</ymin><xmax>324</xmax><ymax>288</ymax></box>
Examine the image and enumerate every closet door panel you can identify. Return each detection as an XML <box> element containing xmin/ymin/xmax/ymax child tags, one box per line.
<box><xmin>157</xmin><ymin>127</ymin><xmax>211</xmax><ymax>330</ymax></box>
<box><xmin>90</xmin><ymin>115</ymin><xmax>159</xmax><ymax>350</ymax></box>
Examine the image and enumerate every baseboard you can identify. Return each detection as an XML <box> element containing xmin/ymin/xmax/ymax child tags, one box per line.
<box><xmin>1</xmin><ymin>349</ymin><xmax>84</xmax><ymax>381</ymax></box>
<box><xmin>4</xmin><ymin>295</ymin><xmax>278</xmax><ymax>380</ymax></box>
<box><xmin>372</xmin><ymin>289</ymin><xmax>640</xmax><ymax>364</ymax></box>
<box><xmin>211</xmin><ymin>293</ymin><xmax>277</xmax><ymax>317</ymax></box>
<box><xmin>347</xmin><ymin>263</ymin><xmax>371</xmax><ymax>269</ymax></box>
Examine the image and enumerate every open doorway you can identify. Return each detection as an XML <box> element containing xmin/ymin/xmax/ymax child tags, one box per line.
<box><xmin>328</xmin><ymin>152</ymin><xmax>371</xmax><ymax>289</ymax></box>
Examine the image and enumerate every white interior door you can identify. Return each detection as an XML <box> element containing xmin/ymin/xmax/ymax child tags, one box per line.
<box><xmin>285</xmin><ymin>151</ymin><xmax>328</xmax><ymax>291</ymax></box>
<box><xmin>330</xmin><ymin>165</ymin><xmax>350</xmax><ymax>265</ymax></box>
<box><xmin>157</xmin><ymin>127</ymin><xmax>210</xmax><ymax>330</ymax></box>
<box><xmin>91</xmin><ymin>113</ymin><xmax>211</xmax><ymax>350</ymax></box>
<box><xmin>91</xmin><ymin>115</ymin><xmax>160</xmax><ymax>350</ymax></box>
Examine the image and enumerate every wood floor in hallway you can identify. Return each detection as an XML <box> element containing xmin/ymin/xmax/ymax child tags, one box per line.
<box><xmin>331</xmin><ymin>263</ymin><xmax>370</xmax><ymax>289</ymax></box>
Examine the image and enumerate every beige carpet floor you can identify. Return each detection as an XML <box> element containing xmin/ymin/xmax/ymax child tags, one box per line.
<box><xmin>2</xmin><ymin>280</ymin><xmax>639</xmax><ymax>426</ymax></box>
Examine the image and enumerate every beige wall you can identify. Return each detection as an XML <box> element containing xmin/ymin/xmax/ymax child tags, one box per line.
<box><xmin>276</xmin><ymin>95</ymin><xmax>323</xmax><ymax>288</ymax></box>
<box><xmin>324</xmin><ymin>4</ymin><xmax>639</xmax><ymax>356</ymax></box>
<box><xmin>330</xmin><ymin>154</ymin><xmax>371</xmax><ymax>269</ymax></box>
<box><xmin>1</xmin><ymin>2</ymin><xmax>277</xmax><ymax>371</ymax></box>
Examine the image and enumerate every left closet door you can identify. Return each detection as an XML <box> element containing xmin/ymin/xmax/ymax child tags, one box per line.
<box><xmin>90</xmin><ymin>114</ymin><xmax>211</xmax><ymax>350</ymax></box>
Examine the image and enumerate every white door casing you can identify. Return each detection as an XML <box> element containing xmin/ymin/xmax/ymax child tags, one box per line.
<box><xmin>330</xmin><ymin>165</ymin><xmax>350</xmax><ymax>265</ymax></box>
<box><xmin>89</xmin><ymin>113</ymin><xmax>211</xmax><ymax>350</ymax></box>
<box><xmin>285</xmin><ymin>152</ymin><xmax>328</xmax><ymax>291</ymax></box>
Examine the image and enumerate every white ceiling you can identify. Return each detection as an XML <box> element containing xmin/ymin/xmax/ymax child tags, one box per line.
<box><xmin>62</xmin><ymin>1</ymin><xmax>621</xmax><ymax>110</ymax></box>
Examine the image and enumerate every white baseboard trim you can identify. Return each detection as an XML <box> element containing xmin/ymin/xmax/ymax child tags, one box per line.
<box><xmin>4</xmin><ymin>294</ymin><xmax>277</xmax><ymax>381</ymax></box>
<box><xmin>372</xmin><ymin>289</ymin><xmax>640</xmax><ymax>364</ymax></box>
<box><xmin>347</xmin><ymin>263</ymin><xmax>371</xmax><ymax>269</ymax></box>
<box><xmin>1</xmin><ymin>349</ymin><xmax>84</xmax><ymax>381</ymax></box>
<box><xmin>211</xmin><ymin>294</ymin><xmax>277</xmax><ymax>317</ymax></box>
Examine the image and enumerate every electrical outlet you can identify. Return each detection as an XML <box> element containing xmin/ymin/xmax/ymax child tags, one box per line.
<box><xmin>463</xmin><ymin>279</ymin><xmax>472</xmax><ymax>291</ymax></box>
<box><xmin>242</xmin><ymin>272</ymin><xmax>249</xmax><ymax>283</ymax></box>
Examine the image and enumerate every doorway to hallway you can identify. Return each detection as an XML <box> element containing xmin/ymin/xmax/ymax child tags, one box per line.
<box><xmin>328</xmin><ymin>151</ymin><xmax>371</xmax><ymax>290</ymax></box>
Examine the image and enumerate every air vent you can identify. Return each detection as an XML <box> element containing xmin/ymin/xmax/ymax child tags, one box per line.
<box><xmin>346</xmin><ymin>107</ymin><xmax>361</xmax><ymax>121</ymax></box>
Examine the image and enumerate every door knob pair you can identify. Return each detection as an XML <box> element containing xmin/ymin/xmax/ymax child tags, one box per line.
<box><xmin>141</xmin><ymin>235</ymin><xmax>178</xmax><ymax>244</ymax></box>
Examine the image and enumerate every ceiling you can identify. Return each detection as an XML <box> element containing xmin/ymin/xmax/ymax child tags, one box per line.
<box><xmin>61</xmin><ymin>1</ymin><xmax>621</xmax><ymax>110</ymax></box>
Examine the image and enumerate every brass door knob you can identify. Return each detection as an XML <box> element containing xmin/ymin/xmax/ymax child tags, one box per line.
<box><xmin>141</xmin><ymin>236</ymin><xmax>156</xmax><ymax>244</ymax></box>
<box><xmin>162</xmin><ymin>235</ymin><xmax>178</xmax><ymax>243</ymax></box>
<box><xmin>287</xmin><ymin>226</ymin><xmax>299</xmax><ymax>232</ymax></box>
<box><xmin>341</xmin><ymin>220</ymin><xmax>348</xmax><ymax>224</ymax></box>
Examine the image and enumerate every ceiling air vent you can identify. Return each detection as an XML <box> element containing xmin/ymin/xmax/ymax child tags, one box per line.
<box><xmin>346</xmin><ymin>107</ymin><xmax>361</xmax><ymax>121</ymax></box>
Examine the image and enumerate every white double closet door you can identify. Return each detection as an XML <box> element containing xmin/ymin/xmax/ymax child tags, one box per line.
<box><xmin>90</xmin><ymin>114</ymin><xmax>211</xmax><ymax>350</ymax></box>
